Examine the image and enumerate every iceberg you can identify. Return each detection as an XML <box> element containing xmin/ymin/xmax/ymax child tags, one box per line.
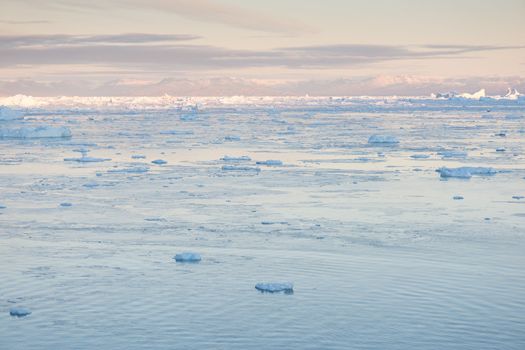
<box><xmin>368</xmin><ymin>135</ymin><xmax>399</xmax><ymax>145</ymax></box>
<box><xmin>0</xmin><ymin>106</ymin><xmax>23</xmax><ymax>121</ymax></box>
<box><xmin>174</xmin><ymin>252</ymin><xmax>201</xmax><ymax>262</ymax></box>
<box><xmin>131</xmin><ymin>154</ymin><xmax>146</xmax><ymax>159</ymax></box>
<box><xmin>256</xmin><ymin>160</ymin><xmax>283</xmax><ymax>166</ymax></box>
<box><xmin>410</xmin><ymin>154</ymin><xmax>430</xmax><ymax>159</ymax></box>
<box><xmin>0</xmin><ymin>126</ymin><xmax>71</xmax><ymax>139</ymax></box>
<box><xmin>437</xmin><ymin>150</ymin><xmax>468</xmax><ymax>158</ymax></box>
<box><xmin>60</xmin><ymin>202</ymin><xmax>73</xmax><ymax>207</ymax></box>
<box><xmin>9</xmin><ymin>307</ymin><xmax>31</xmax><ymax>317</ymax></box>
<box><xmin>255</xmin><ymin>282</ymin><xmax>294</xmax><ymax>293</ymax></box>
<box><xmin>437</xmin><ymin>167</ymin><xmax>497</xmax><ymax>179</ymax></box>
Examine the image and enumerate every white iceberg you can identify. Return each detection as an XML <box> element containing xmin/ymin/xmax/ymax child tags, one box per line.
<box><xmin>174</xmin><ymin>252</ymin><xmax>201</xmax><ymax>262</ymax></box>
<box><xmin>437</xmin><ymin>167</ymin><xmax>497</xmax><ymax>179</ymax></box>
<box><xmin>9</xmin><ymin>307</ymin><xmax>31</xmax><ymax>317</ymax></box>
<box><xmin>0</xmin><ymin>126</ymin><xmax>71</xmax><ymax>139</ymax></box>
<box><xmin>368</xmin><ymin>135</ymin><xmax>399</xmax><ymax>145</ymax></box>
<box><xmin>255</xmin><ymin>282</ymin><xmax>294</xmax><ymax>293</ymax></box>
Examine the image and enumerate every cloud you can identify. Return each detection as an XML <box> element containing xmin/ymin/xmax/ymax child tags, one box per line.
<box><xmin>1</xmin><ymin>37</ymin><xmax>523</xmax><ymax>71</ymax></box>
<box><xmin>10</xmin><ymin>0</ymin><xmax>313</xmax><ymax>35</ymax></box>
<box><xmin>0</xmin><ymin>33</ymin><xmax>200</xmax><ymax>48</ymax></box>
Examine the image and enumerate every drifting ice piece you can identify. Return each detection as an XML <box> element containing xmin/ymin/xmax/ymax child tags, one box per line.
<box><xmin>0</xmin><ymin>126</ymin><xmax>71</xmax><ymax>139</ymax></box>
<box><xmin>453</xmin><ymin>196</ymin><xmax>464</xmax><ymax>200</ymax></box>
<box><xmin>60</xmin><ymin>202</ymin><xmax>72</xmax><ymax>207</ymax></box>
<box><xmin>437</xmin><ymin>167</ymin><xmax>496</xmax><ymax>179</ymax></box>
<box><xmin>9</xmin><ymin>307</ymin><xmax>31</xmax><ymax>317</ymax></box>
<box><xmin>174</xmin><ymin>252</ymin><xmax>202</xmax><ymax>262</ymax></box>
<box><xmin>255</xmin><ymin>282</ymin><xmax>294</xmax><ymax>293</ymax></box>
<box><xmin>221</xmin><ymin>165</ymin><xmax>260</xmax><ymax>172</ymax></box>
<box><xmin>368</xmin><ymin>135</ymin><xmax>399</xmax><ymax>145</ymax></box>
<box><xmin>221</xmin><ymin>155</ymin><xmax>251</xmax><ymax>162</ymax></box>
<box><xmin>256</xmin><ymin>160</ymin><xmax>283</xmax><ymax>166</ymax></box>
<box><xmin>151</xmin><ymin>159</ymin><xmax>167</xmax><ymax>165</ymax></box>
<box><xmin>64</xmin><ymin>156</ymin><xmax>111</xmax><ymax>163</ymax></box>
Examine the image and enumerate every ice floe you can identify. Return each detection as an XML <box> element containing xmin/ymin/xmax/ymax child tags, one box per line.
<box><xmin>437</xmin><ymin>167</ymin><xmax>497</xmax><ymax>179</ymax></box>
<box><xmin>107</xmin><ymin>166</ymin><xmax>149</xmax><ymax>174</ymax></box>
<box><xmin>368</xmin><ymin>135</ymin><xmax>399</xmax><ymax>145</ymax></box>
<box><xmin>453</xmin><ymin>196</ymin><xmax>464</xmax><ymax>200</ymax></box>
<box><xmin>0</xmin><ymin>126</ymin><xmax>71</xmax><ymax>139</ymax></box>
<box><xmin>60</xmin><ymin>202</ymin><xmax>72</xmax><ymax>207</ymax></box>
<box><xmin>256</xmin><ymin>160</ymin><xmax>283</xmax><ymax>166</ymax></box>
<box><xmin>221</xmin><ymin>155</ymin><xmax>251</xmax><ymax>162</ymax></box>
<box><xmin>438</xmin><ymin>150</ymin><xmax>467</xmax><ymax>158</ymax></box>
<box><xmin>9</xmin><ymin>307</ymin><xmax>31</xmax><ymax>317</ymax></box>
<box><xmin>174</xmin><ymin>252</ymin><xmax>202</xmax><ymax>262</ymax></box>
<box><xmin>131</xmin><ymin>154</ymin><xmax>146</xmax><ymax>159</ymax></box>
<box><xmin>221</xmin><ymin>165</ymin><xmax>260</xmax><ymax>172</ymax></box>
<box><xmin>151</xmin><ymin>159</ymin><xmax>167</xmax><ymax>165</ymax></box>
<box><xmin>255</xmin><ymin>282</ymin><xmax>294</xmax><ymax>293</ymax></box>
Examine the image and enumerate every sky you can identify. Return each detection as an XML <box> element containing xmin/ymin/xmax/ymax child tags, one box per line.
<box><xmin>1</xmin><ymin>0</ymin><xmax>524</xmax><ymax>96</ymax></box>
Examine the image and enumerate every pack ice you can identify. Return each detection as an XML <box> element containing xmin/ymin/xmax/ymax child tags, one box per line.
<box><xmin>0</xmin><ymin>106</ymin><xmax>23</xmax><ymax>120</ymax></box>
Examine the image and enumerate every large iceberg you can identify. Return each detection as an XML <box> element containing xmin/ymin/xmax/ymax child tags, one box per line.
<box><xmin>0</xmin><ymin>126</ymin><xmax>71</xmax><ymax>139</ymax></box>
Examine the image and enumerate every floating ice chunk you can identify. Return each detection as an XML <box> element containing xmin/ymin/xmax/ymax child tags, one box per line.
<box><xmin>255</xmin><ymin>282</ymin><xmax>294</xmax><ymax>293</ymax></box>
<box><xmin>83</xmin><ymin>182</ymin><xmax>99</xmax><ymax>188</ymax></box>
<box><xmin>151</xmin><ymin>159</ymin><xmax>167</xmax><ymax>165</ymax></box>
<box><xmin>131</xmin><ymin>154</ymin><xmax>146</xmax><ymax>159</ymax></box>
<box><xmin>261</xmin><ymin>221</ymin><xmax>288</xmax><ymax>225</ymax></box>
<box><xmin>438</xmin><ymin>150</ymin><xmax>467</xmax><ymax>158</ymax></box>
<box><xmin>107</xmin><ymin>166</ymin><xmax>149</xmax><ymax>174</ymax></box>
<box><xmin>221</xmin><ymin>165</ymin><xmax>260</xmax><ymax>172</ymax></box>
<box><xmin>0</xmin><ymin>204</ymin><xmax>6</xmax><ymax>209</ymax></box>
<box><xmin>64</xmin><ymin>156</ymin><xmax>111</xmax><ymax>163</ymax></box>
<box><xmin>453</xmin><ymin>196</ymin><xmax>464</xmax><ymax>200</ymax></box>
<box><xmin>221</xmin><ymin>155</ymin><xmax>251</xmax><ymax>162</ymax></box>
<box><xmin>505</xmin><ymin>114</ymin><xmax>523</xmax><ymax>120</ymax></box>
<box><xmin>437</xmin><ymin>167</ymin><xmax>497</xmax><ymax>179</ymax></box>
<box><xmin>144</xmin><ymin>217</ymin><xmax>166</xmax><ymax>222</ymax></box>
<box><xmin>0</xmin><ymin>106</ymin><xmax>23</xmax><ymax>120</ymax></box>
<box><xmin>256</xmin><ymin>160</ymin><xmax>283</xmax><ymax>166</ymax></box>
<box><xmin>512</xmin><ymin>196</ymin><xmax>524</xmax><ymax>200</ymax></box>
<box><xmin>410</xmin><ymin>154</ymin><xmax>430</xmax><ymax>159</ymax></box>
<box><xmin>224</xmin><ymin>136</ymin><xmax>241</xmax><ymax>141</ymax></box>
<box><xmin>9</xmin><ymin>307</ymin><xmax>31</xmax><ymax>317</ymax></box>
<box><xmin>496</xmin><ymin>148</ymin><xmax>505</xmax><ymax>152</ymax></box>
<box><xmin>160</xmin><ymin>130</ymin><xmax>194</xmax><ymax>135</ymax></box>
<box><xmin>495</xmin><ymin>132</ymin><xmax>506</xmax><ymax>137</ymax></box>
<box><xmin>368</xmin><ymin>135</ymin><xmax>399</xmax><ymax>144</ymax></box>
<box><xmin>174</xmin><ymin>252</ymin><xmax>201</xmax><ymax>262</ymax></box>
<box><xmin>0</xmin><ymin>126</ymin><xmax>71</xmax><ymax>139</ymax></box>
<box><xmin>60</xmin><ymin>202</ymin><xmax>72</xmax><ymax>207</ymax></box>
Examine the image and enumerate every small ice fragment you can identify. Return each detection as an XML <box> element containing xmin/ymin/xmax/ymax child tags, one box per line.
<box><xmin>256</xmin><ymin>160</ymin><xmax>283</xmax><ymax>166</ymax></box>
<box><xmin>83</xmin><ymin>182</ymin><xmax>99</xmax><ymax>188</ymax></box>
<box><xmin>453</xmin><ymin>196</ymin><xmax>464</xmax><ymax>200</ymax></box>
<box><xmin>496</xmin><ymin>148</ymin><xmax>505</xmax><ymax>152</ymax></box>
<box><xmin>0</xmin><ymin>204</ymin><xmax>6</xmax><ymax>209</ymax></box>
<box><xmin>221</xmin><ymin>155</ymin><xmax>251</xmax><ymax>162</ymax></box>
<box><xmin>495</xmin><ymin>132</ymin><xmax>506</xmax><ymax>137</ymax></box>
<box><xmin>224</xmin><ymin>136</ymin><xmax>241</xmax><ymax>141</ymax></box>
<box><xmin>60</xmin><ymin>202</ymin><xmax>72</xmax><ymax>207</ymax></box>
<box><xmin>255</xmin><ymin>283</ymin><xmax>294</xmax><ymax>293</ymax></box>
<box><xmin>368</xmin><ymin>135</ymin><xmax>399</xmax><ymax>144</ymax></box>
<box><xmin>410</xmin><ymin>154</ymin><xmax>430</xmax><ymax>159</ymax></box>
<box><xmin>512</xmin><ymin>196</ymin><xmax>524</xmax><ymax>200</ymax></box>
<box><xmin>174</xmin><ymin>252</ymin><xmax>201</xmax><ymax>262</ymax></box>
<box><xmin>131</xmin><ymin>154</ymin><xmax>146</xmax><ymax>159</ymax></box>
<box><xmin>151</xmin><ymin>159</ymin><xmax>167</xmax><ymax>165</ymax></box>
<box><xmin>9</xmin><ymin>307</ymin><xmax>31</xmax><ymax>317</ymax></box>
<box><xmin>107</xmin><ymin>166</ymin><xmax>149</xmax><ymax>174</ymax></box>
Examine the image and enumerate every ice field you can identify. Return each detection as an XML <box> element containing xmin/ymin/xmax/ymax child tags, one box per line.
<box><xmin>1</xmin><ymin>94</ymin><xmax>524</xmax><ymax>349</ymax></box>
